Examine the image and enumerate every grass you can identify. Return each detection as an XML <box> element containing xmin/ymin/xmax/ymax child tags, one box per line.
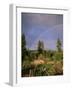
<box><xmin>22</xmin><ymin>58</ymin><xmax>63</xmax><ymax>77</ymax></box>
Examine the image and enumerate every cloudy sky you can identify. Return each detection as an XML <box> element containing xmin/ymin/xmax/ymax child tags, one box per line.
<box><xmin>21</xmin><ymin>13</ymin><xmax>63</xmax><ymax>50</ymax></box>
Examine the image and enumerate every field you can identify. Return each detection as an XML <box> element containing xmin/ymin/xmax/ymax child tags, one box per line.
<box><xmin>21</xmin><ymin>49</ymin><xmax>63</xmax><ymax>77</ymax></box>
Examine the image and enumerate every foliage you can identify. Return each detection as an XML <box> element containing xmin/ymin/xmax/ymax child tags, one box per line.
<box><xmin>21</xmin><ymin>35</ymin><xmax>63</xmax><ymax>77</ymax></box>
<box><xmin>56</xmin><ymin>38</ymin><xmax>62</xmax><ymax>52</ymax></box>
<box><xmin>22</xmin><ymin>61</ymin><xmax>63</xmax><ymax>76</ymax></box>
<box><xmin>37</xmin><ymin>40</ymin><xmax>44</xmax><ymax>55</ymax></box>
<box><xmin>21</xmin><ymin>34</ymin><xmax>26</xmax><ymax>63</ymax></box>
<box><xmin>34</xmin><ymin>64</ymin><xmax>52</xmax><ymax>76</ymax></box>
<box><xmin>54</xmin><ymin>52</ymin><xmax>63</xmax><ymax>60</ymax></box>
<box><xmin>53</xmin><ymin>61</ymin><xmax>63</xmax><ymax>75</ymax></box>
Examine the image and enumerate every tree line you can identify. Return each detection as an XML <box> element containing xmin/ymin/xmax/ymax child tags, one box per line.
<box><xmin>22</xmin><ymin>33</ymin><xmax>62</xmax><ymax>61</ymax></box>
<box><xmin>21</xmin><ymin>33</ymin><xmax>63</xmax><ymax>77</ymax></box>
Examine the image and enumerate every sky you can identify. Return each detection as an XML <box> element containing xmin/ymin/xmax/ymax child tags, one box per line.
<box><xmin>21</xmin><ymin>13</ymin><xmax>63</xmax><ymax>50</ymax></box>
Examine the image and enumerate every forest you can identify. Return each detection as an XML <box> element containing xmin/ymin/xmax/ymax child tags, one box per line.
<box><xmin>21</xmin><ymin>34</ymin><xmax>63</xmax><ymax>77</ymax></box>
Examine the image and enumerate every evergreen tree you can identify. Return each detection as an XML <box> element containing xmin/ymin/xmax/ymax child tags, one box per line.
<box><xmin>37</xmin><ymin>40</ymin><xmax>44</xmax><ymax>54</ymax></box>
<box><xmin>56</xmin><ymin>38</ymin><xmax>62</xmax><ymax>52</ymax></box>
<box><xmin>22</xmin><ymin>34</ymin><xmax>26</xmax><ymax>62</ymax></box>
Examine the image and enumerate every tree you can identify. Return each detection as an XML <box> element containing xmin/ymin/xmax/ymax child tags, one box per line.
<box><xmin>21</xmin><ymin>34</ymin><xmax>26</xmax><ymax>62</ymax></box>
<box><xmin>55</xmin><ymin>38</ymin><xmax>63</xmax><ymax>61</ymax></box>
<box><xmin>56</xmin><ymin>38</ymin><xmax>62</xmax><ymax>52</ymax></box>
<box><xmin>37</xmin><ymin>40</ymin><xmax>44</xmax><ymax>54</ymax></box>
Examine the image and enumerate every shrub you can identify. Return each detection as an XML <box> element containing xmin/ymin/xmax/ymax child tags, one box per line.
<box><xmin>53</xmin><ymin>61</ymin><xmax>63</xmax><ymax>75</ymax></box>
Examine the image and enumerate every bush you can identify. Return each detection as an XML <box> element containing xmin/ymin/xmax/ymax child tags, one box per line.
<box><xmin>33</xmin><ymin>64</ymin><xmax>46</xmax><ymax>76</ymax></box>
<box><xmin>33</xmin><ymin>64</ymin><xmax>53</xmax><ymax>76</ymax></box>
<box><xmin>22</xmin><ymin>60</ymin><xmax>35</xmax><ymax>77</ymax></box>
<box><xmin>52</xmin><ymin>61</ymin><xmax>63</xmax><ymax>75</ymax></box>
<box><xmin>55</xmin><ymin>52</ymin><xmax>63</xmax><ymax>61</ymax></box>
